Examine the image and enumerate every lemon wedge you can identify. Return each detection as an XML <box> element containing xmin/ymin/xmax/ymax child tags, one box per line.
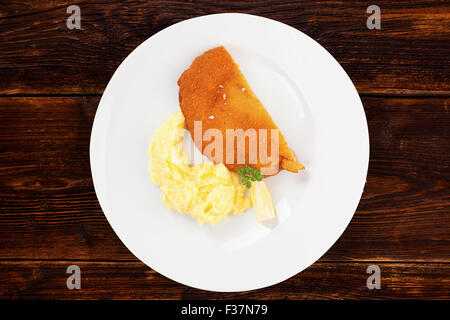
<box><xmin>250</xmin><ymin>180</ymin><xmax>276</xmax><ymax>221</ymax></box>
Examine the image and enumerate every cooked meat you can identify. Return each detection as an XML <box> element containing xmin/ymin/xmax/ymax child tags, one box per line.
<box><xmin>177</xmin><ymin>46</ymin><xmax>304</xmax><ymax>176</ymax></box>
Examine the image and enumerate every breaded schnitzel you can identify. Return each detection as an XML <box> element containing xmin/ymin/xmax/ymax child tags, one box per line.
<box><xmin>177</xmin><ymin>46</ymin><xmax>304</xmax><ymax>176</ymax></box>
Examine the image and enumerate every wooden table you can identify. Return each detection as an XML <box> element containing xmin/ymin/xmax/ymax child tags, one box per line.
<box><xmin>0</xmin><ymin>1</ymin><xmax>449</xmax><ymax>299</ymax></box>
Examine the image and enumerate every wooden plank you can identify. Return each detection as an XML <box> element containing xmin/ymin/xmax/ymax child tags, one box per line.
<box><xmin>325</xmin><ymin>97</ymin><xmax>450</xmax><ymax>261</ymax></box>
<box><xmin>0</xmin><ymin>97</ymin><xmax>134</xmax><ymax>260</ymax></box>
<box><xmin>0</xmin><ymin>96</ymin><xmax>448</xmax><ymax>262</ymax></box>
<box><xmin>0</xmin><ymin>1</ymin><xmax>449</xmax><ymax>95</ymax></box>
<box><xmin>0</xmin><ymin>260</ymin><xmax>448</xmax><ymax>299</ymax></box>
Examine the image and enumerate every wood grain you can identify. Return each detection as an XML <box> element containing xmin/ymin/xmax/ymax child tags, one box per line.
<box><xmin>0</xmin><ymin>0</ymin><xmax>449</xmax><ymax>95</ymax></box>
<box><xmin>0</xmin><ymin>96</ymin><xmax>448</xmax><ymax>262</ymax></box>
<box><xmin>0</xmin><ymin>1</ymin><xmax>449</xmax><ymax>299</ymax></box>
<box><xmin>0</xmin><ymin>260</ymin><xmax>448</xmax><ymax>299</ymax></box>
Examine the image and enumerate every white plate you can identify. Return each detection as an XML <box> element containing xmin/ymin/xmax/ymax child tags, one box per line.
<box><xmin>90</xmin><ymin>13</ymin><xmax>369</xmax><ymax>292</ymax></box>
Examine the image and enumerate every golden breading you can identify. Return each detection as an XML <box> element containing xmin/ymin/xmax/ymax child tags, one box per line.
<box><xmin>177</xmin><ymin>46</ymin><xmax>304</xmax><ymax>176</ymax></box>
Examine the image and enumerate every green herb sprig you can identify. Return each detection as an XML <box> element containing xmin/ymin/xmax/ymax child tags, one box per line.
<box><xmin>237</xmin><ymin>166</ymin><xmax>264</xmax><ymax>188</ymax></box>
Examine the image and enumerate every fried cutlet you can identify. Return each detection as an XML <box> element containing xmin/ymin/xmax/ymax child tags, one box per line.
<box><xmin>177</xmin><ymin>46</ymin><xmax>304</xmax><ymax>176</ymax></box>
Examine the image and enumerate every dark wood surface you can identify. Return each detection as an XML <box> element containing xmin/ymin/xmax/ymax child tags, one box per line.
<box><xmin>1</xmin><ymin>261</ymin><xmax>449</xmax><ymax>299</ymax></box>
<box><xmin>0</xmin><ymin>1</ymin><xmax>449</xmax><ymax>299</ymax></box>
<box><xmin>1</xmin><ymin>0</ymin><xmax>449</xmax><ymax>95</ymax></box>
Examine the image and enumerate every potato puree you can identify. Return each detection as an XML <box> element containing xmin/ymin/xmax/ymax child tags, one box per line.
<box><xmin>148</xmin><ymin>110</ymin><xmax>251</xmax><ymax>224</ymax></box>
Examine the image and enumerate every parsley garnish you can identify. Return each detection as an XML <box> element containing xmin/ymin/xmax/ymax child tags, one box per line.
<box><xmin>237</xmin><ymin>166</ymin><xmax>264</xmax><ymax>188</ymax></box>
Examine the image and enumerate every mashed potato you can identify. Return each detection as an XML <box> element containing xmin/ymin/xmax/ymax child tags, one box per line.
<box><xmin>149</xmin><ymin>110</ymin><xmax>251</xmax><ymax>224</ymax></box>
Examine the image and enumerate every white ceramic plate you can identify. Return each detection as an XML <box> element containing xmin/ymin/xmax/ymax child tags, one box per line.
<box><xmin>90</xmin><ymin>13</ymin><xmax>369</xmax><ymax>292</ymax></box>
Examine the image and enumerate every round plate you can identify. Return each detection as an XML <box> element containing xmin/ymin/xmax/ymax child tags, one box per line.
<box><xmin>90</xmin><ymin>13</ymin><xmax>369</xmax><ymax>292</ymax></box>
